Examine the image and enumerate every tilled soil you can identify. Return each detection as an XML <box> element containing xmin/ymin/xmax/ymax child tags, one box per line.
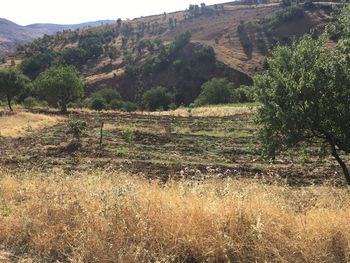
<box><xmin>0</xmin><ymin>110</ymin><xmax>346</xmax><ymax>186</ymax></box>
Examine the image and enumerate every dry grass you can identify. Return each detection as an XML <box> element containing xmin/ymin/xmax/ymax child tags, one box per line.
<box><xmin>72</xmin><ymin>105</ymin><xmax>256</xmax><ymax>117</ymax></box>
<box><xmin>1</xmin><ymin>170</ymin><xmax>350</xmax><ymax>262</ymax></box>
<box><xmin>142</xmin><ymin>105</ymin><xmax>256</xmax><ymax>117</ymax></box>
<box><xmin>0</xmin><ymin>111</ymin><xmax>64</xmax><ymax>138</ymax></box>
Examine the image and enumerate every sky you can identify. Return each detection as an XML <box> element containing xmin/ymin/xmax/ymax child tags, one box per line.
<box><xmin>1</xmin><ymin>0</ymin><xmax>225</xmax><ymax>26</ymax></box>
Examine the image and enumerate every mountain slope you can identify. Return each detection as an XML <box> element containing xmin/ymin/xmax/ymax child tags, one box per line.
<box><xmin>1</xmin><ymin>1</ymin><xmax>335</xmax><ymax>105</ymax></box>
<box><xmin>0</xmin><ymin>19</ymin><xmax>116</xmax><ymax>55</ymax></box>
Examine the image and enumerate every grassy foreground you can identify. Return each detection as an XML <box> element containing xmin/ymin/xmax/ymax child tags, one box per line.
<box><xmin>1</xmin><ymin>171</ymin><xmax>350</xmax><ymax>262</ymax></box>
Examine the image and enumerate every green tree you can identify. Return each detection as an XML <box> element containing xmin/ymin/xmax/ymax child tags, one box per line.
<box><xmin>90</xmin><ymin>96</ymin><xmax>107</xmax><ymax>111</ymax></box>
<box><xmin>255</xmin><ymin>35</ymin><xmax>350</xmax><ymax>184</ymax></box>
<box><xmin>142</xmin><ymin>86</ymin><xmax>173</xmax><ymax>111</ymax></box>
<box><xmin>194</xmin><ymin>78</ymin><xmax>234</xmax><ymax>106</ymax></box>
<box><xmin>117</xmin><ymin>18</ymin><xmax>122</xmax><ymax>27</ymax></box>
<box><xmin>35</xmin><ymin>65</ymin><xmax>84</xmax><ymax>113</ymax></box>
<box><xmin>61</xmin><ymin>47</ymin><xmax>87</xmax><ymax>66</ymax></box>
<box><xmin>108</xmin><ymin>46</ymin><xmax>118</xmax><ymax>62</ymax></box>
<box><xmin>0</xmin><ymin>68</ymin><xmax>30</xmax><ymax>111</ymax></box>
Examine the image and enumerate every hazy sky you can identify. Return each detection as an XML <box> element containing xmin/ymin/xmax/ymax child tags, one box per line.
<box><xmin>1</xmin><ymin>0</ymin><xmax>225</xmax><ymax>26</ymax></box>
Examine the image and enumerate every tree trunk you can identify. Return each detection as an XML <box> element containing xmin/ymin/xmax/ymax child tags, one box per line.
<box><xmin>61</xmin><ymin>103</ymin><xmax>67</xmax><ymax>114</ymax></box>
<box><xmin>100</xmin><ymin>122</ymin><xmax>104</xmax><ymax>147</ymax></box>
<box><xmin>329</xmin><ymin>139</ymin><xmax>350</xmax><ymax>185</ymax></box>
<box><xmin>7</xmin><ymin>96</ymin><xmax>13</xmax><ymax>112</ymax></box>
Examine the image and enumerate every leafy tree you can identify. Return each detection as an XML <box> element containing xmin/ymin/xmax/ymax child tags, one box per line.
<box><xmin>231</xmin><ymin>85</ymin><xmax>255</xmax><ymax>103</ymax></box>
<box><xmin>108</xmin><ymin>46</ymin><xmax>118</xmax><ymax>62</ymax></box>
<box><xmin>35</xmin><ymin>65</ymin><xmax>84</xmax><ymax>113</ymax></box>
<box><xmin>91</xmin><ymin>88</ymin><xmax>121</xmax><ymax>105</ymax></box>
<box><xmin>61</xmin><ymin>47</ymin><xmax>87</xmax><ymax>66</ymax></box>
<box><xmin>255</xmin><ymin>35</ymin><xmax>350</xmax><ymax>184</ymax></box>
<box><xmin>90</xmin><ymin>96</ymin><xmax>107</xmax><ymax>111</ymax></box>
<box><xmin>122</xmin><ymin>101</ymin><xmax>138</xmax><ymax>112</ymax></box>
<box><xmin>194</xmin><ymin>78</ymin><xmax>234</xmax><ymax>106</ymax></box>
<box><xmin>79</xmin><ymin>37</ymin><xmax>104</xmax><ymax>59</ymax></box>
<box><xmin>0</xmin><ymin>68</ymin><xmax>30</xmax><ymax>111</ymax></box>
<box><xmin>327</xmin><ymin>5</ymin><xmax>350</xmax><ymax>41</ymax></box>
<box><xmin>142</xmin><ymin>86</ymin><xmax>173</xmax><ymax>111</ymax></box>
<box><xmin>20</xmin><ymin>51</ymin><xmax>57</xmax><ymax>79</ymax></box>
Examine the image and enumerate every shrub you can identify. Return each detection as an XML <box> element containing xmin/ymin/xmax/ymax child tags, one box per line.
<box><xmin>231</xmin><ymin>85</ymin><xmax>255</xmax><ymax>103</ymax></box>
<box><xmin>122</xmin><ymin>127</ymin><xmax>134</xmax><ymax>143</ymax></box>
<box><xmin>23</xmin><ymin>97</ymin><xmax>37</xmax><ymax>109</ymax></box>
<box><xmin>122</xmin><ymin>101</ymin><xmax>138</xmax><ymax>112</ymax></box>
<box><xmin>260</xmin><ymin>5</ymin><xmax>304</xmax><ymax>28</ymax></box>
<box><xmin>90</xmin><ymin>96</ymin><xmax>107</xmax><ymax>111</ymax></box>
<box><xmin>92</xmin><ymin>88</ymin><xmax>122</xmax><ymax>104</ymax></box>
<box><xmin>142</xmin><ymin>86</ymin><xmax>173</xmax><ymax>111</ymax></box>
<box><xmin>110</xmin><ymin>99</ymin><xmax>124</xmax><ymax>110</ymax></box>
<box><xmin>194</xmin><ymin>78</ymin><xmax>234</xmax><ymax>106</ymax></box>
<box><xmin>68</xmin><ymin>117</ymin><xmax>88</xmax><ymax>140</ymax></box>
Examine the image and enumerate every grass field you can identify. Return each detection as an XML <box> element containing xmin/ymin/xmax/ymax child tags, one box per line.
<box><xmin>0</xmin><ymin>106</ymin><xmax>349</xmax><ymax>262</ymax></box>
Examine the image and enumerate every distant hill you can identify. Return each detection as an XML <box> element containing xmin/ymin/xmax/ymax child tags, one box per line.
<box><xmin>0</xmin><ymin>19</ymin><xmax>116</xmax><ymax>55</ymax></box>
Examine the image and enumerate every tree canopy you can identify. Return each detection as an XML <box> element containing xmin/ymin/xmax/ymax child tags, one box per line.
<box><xmin>0</xmin><ymin>68</ymin><xmax>30</xmax><ymax>111</ymax></box>
<box><xmin>142</xmin><ymin>86</ymin><xmax>173</xmax><ymax>111</ymax></box>
<box><xmin>35</xmin><ymin>65</ymin><xmax>84</xmax><ymax>113</ymax></box>
<box><xmin>194</xmin><ymin>78</ymin><xmax>234</xmax><ymax>106</ymax></box>
<box><xmin>255</xmin><ymin>34</ymin><xmax>350</xmax><ymax>184</ymax></box>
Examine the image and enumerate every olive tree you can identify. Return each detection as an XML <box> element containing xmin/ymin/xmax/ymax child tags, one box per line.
<box><xmin>0</xmin><ymin>68</ymin><xmax>30</xmax><ymax>111</ymax></box>
<box><xmin>255</xmin><ymin>35</ymin><xmax>350</xmax><ymax>184</ymax></box>
<box><xmin>35</xmin><ymin>65</ymin><xmax>84</xmax><ymax>113</ymax></box>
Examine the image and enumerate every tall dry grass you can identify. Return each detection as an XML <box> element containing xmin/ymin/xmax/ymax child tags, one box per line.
<box><xmin>0</xmin><ymin>111</ymin><xmax>64</xmax><ymax>137</ymax></box>
<box><xmin>1</xmin><ymin>171</ymin><xmax>350</xmax><ymax>262</ymax></box>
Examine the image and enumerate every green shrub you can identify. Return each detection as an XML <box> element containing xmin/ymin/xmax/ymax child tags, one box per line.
<box><xmin>92</xmin><ymin>88</ymin><xmax>122</xmax><ymax>104</ymax></box>
<box><xmin>110</xmin><ymin>99</ymin><xmax>124</xmax><ymax>110</ymax></box>
<box><xmin>194</xmin><ymin>78</ymin><xmax>234</xmax><ymax>106</ymax></box>
<box><xmin>231</xmin><ymin>86</ymin><xmax>255</xmax><ymax>103</ymax></box>
<box><xmin>262</xmin><ymin>5</ymin><xmax>304</xmax><ymax>28</ymax></box>
<box><xmin>90</xmin><ymin>96</ymin><xmax>107</xmax><ymax>111</ymax></box>
<box><xmin>142</xmin><ymin>86</ymin><xmax>173</xmax><ymax>111</ymax></box>
<box><xmin>168</xmin><ymin>103</ymin><xmax>177</xmax><ymax>110</ymax></box>
<box><xmin>122</xmin><ymin>127</ymin><xmax>134</xmax><ymax>143</ymax></box>
<box><xmin>23</xmin><ymin>97</ymin><xmax>37</xmax><ymax>109</ymax></box>
<box><xmin>68</xmin><ymin>99</ymin><xmax>85</xmax><ymax>109</ymax></box>
<box><xmin>68</xmin><ymin>117</ymin><xmax>88</xmax><ymax>140</ymax></box>
<box><xmin>122</xmin><ymin>101</ymin><xmax>138</xmax><ymax>112</ymax></box>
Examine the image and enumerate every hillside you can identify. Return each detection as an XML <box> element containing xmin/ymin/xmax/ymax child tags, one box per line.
<box><xmin>0</xmin><ymin>18</ymin><xmax>116</xmax><ymax>55</ymax></box>
<box><xmin>1</xmin><ymin>1</ymin><xmax>335</xmax><ymax>105</ymax></box>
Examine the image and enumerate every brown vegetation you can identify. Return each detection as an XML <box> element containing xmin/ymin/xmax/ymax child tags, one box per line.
<box><xmin>1</xmin><ymin>171</ymin><xmax>350</xmax><ymax>262</ymax></box>
<box><xmin>0</xmin><ymin>111</ymin><xmax>64</xmax><ymax>138</ymax></box>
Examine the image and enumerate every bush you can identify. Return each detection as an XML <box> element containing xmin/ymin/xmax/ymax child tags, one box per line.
<box><xmin>90</xmin><ymin>96</ymin><xmax>107</xmax><ymax>111</ymax></box>
<box><xmin>194</xmin><ymin>78</ymin><xmax>234</xmax><ymax>106</ymax></box>
<box><xmin>231</xmin><ymin>85</ymin><xmax>255</xmax><ymax>103</ymax></box>
<box><xmin>23</xmin><ymin>97</ymin><xmax>37</xmax><ymax>109</ymax></box>
<box><xmin>122</xmin><ymin>101</ymin><xmax>138</xmax><ymax>112</ymax></box>
<box><xmin>110</xmin><ymin>99</ymin><xmax>124</xmax><ymax>110</ymax></box>
<box><xmin>142</xmin><ymin>86</ymin><xmax>173</xmax><ymax>111</ymax></box>
<box><xmin>67</xmin><ymin>99</ymin><xmax>85</xmax><ymax>109</ymax></box>
<box><xmin>92</xmin><ymin>88</ymin><xmax>122</xmax><ymax>104</ymax></box>
<box><xmin>122</xmin><ymin>127</ymin><xmax>134</xmax><ymax>143</ymax></box>
<box><xmin>68</xmin><ymin>117</ymin><xmax>88</xmax><ymax>140</ymax></box>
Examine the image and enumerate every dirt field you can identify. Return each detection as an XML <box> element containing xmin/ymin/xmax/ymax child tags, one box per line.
<box><xmin>0</xmin><ymin>107</ymin><xmax>345</xmax><ymax>186</ymax></box>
